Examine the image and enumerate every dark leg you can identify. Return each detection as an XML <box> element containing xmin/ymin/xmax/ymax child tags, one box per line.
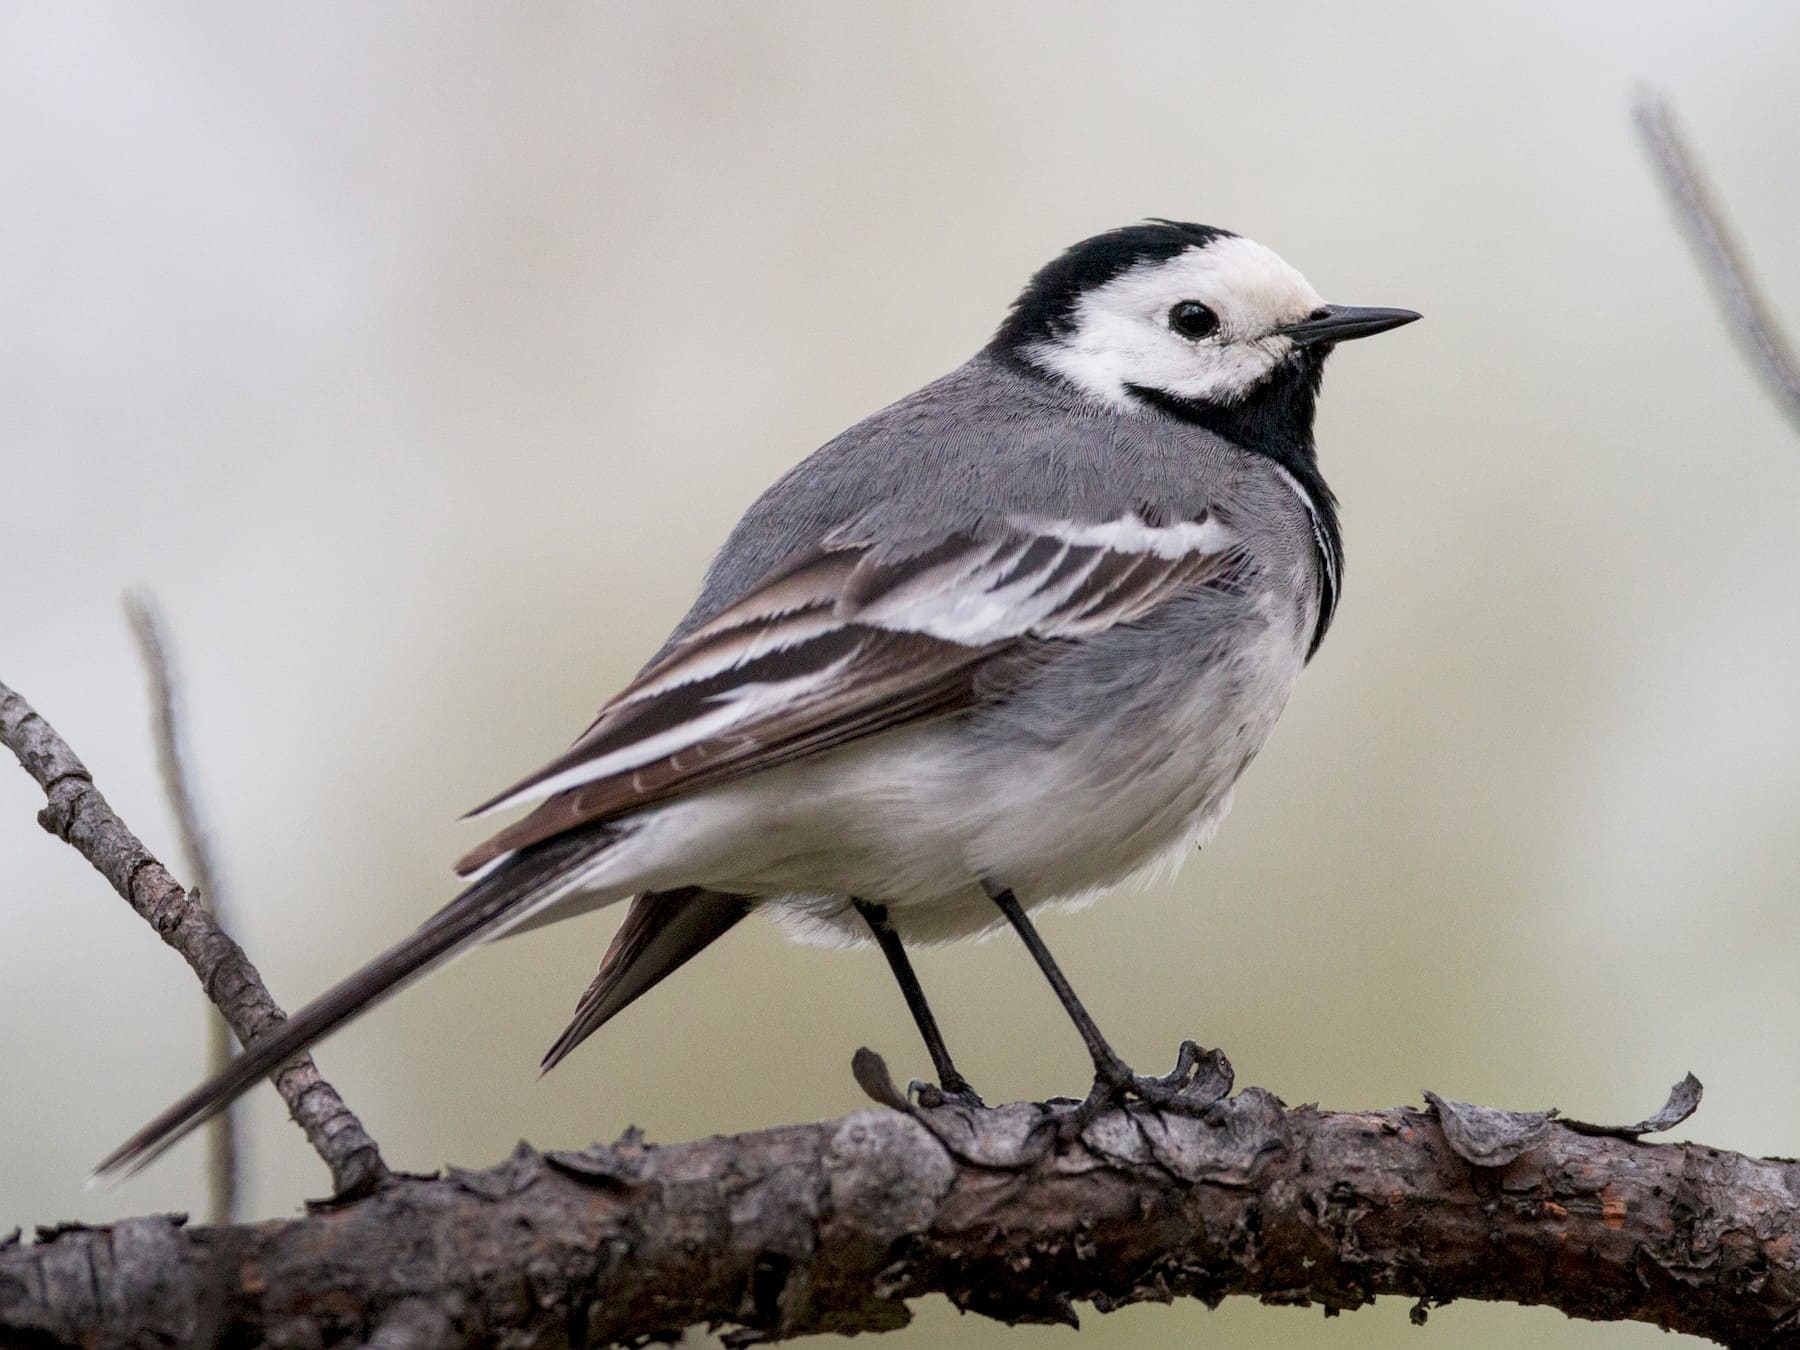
<box><xmin>982</xmin><ymin>884</ymin><xmax>1133</xmax><ymax>1087</ymax></box>
<box><xmin>984</xmin><ymin>882</ymin><xmax>1215</xmax><ymax>1121</ymax></box>
<box><xmin>853</xmin><ymin>900</ymin><xmax>983</xmax><ymax>1107</ymax></box>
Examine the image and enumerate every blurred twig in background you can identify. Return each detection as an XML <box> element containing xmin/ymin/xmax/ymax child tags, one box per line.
<box><xmin>123</xmin><ymin>594</ymin><xmax>242</xmax><ymax>1225</ymax></box>
<box><xmin>0</xmin><ymin>678</ymin><xmax>385</xmax><ymax>1197</ymax></box>
<box><xmin>1634</xmin><ymin>86</ymin><xmax>1800</xmax><ymax>435</ymax></box>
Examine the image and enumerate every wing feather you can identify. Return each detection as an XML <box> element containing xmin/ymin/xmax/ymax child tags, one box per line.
<box><xmin>457</xmin><ymin>512</ymin><xmax>1242</xmax><ymax>874</ymax></box>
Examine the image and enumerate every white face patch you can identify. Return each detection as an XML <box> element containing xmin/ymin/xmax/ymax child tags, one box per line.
<box><xmin>1023</xmin><ymin>235</ymin><xmax>1326</xmax><ymax>407</ymax></box>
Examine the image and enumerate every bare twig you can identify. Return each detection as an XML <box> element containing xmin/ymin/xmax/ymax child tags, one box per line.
<box><xmin>122</xmin><ymin>595</ymin><xmax>241</xmax><ymax>1225</ymax></box>
<box><xmin>1633</xmin><ymin>86</ymin><xmax>1800</xmax><ymax>434</ymax></box>
<box><xmin>2</xmin><ymin>1084</ymin><xmax>1796</xmax><ymax>1347</ymax></box>
<box><xmin>0</xmin><ymin>678</ymin><xmax>386</xmax><ymax>1197</ymax></box>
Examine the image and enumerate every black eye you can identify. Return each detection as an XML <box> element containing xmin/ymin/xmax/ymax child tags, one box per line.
<box><xmin>1168</xmin><ymin>301</ymin><xmax>1220</xmax><ymax>340</ymax></box>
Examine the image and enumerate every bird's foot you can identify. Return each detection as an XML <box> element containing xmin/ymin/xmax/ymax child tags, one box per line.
<box><xmin>1041</xmin><ymin>1041</ymin><xmax>1234</xmax><ymax>1142</ymax></box>
<box><xmin>853</xmin><ymin>1047</ymin><xmax>990</xmax><ymax>1113</ymax></box>
<box><xmin>1122</xmin><ymin>1038</ymin><xmax>1233</xmax><ymax>1110</ymax></box>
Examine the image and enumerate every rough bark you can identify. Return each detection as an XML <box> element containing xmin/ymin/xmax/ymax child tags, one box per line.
<box><xmin>3</xmin><ymin>1085</ymin><xmax>1797</xmax><ymax>1349</ymax></box>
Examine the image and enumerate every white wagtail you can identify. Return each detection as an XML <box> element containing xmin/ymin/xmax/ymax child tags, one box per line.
<box><xmin>100</xmin><ymin>220</ymin><xmax>1417</xmax><ymax>1176</ymax></box>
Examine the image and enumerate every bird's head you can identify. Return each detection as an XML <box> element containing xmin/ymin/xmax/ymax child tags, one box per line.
<box><xmin>992</xmin><ymin>221</ymin><xmax>1418</xmax><ymax>416</ymax></box>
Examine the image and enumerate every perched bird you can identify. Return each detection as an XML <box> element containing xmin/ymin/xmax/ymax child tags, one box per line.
<box><xmin>100</xmin><ymin>220</ymin><xmax>1417</xmax><ymax>1177</ymax></box>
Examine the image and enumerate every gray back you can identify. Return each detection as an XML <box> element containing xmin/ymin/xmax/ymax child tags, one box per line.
<box><xmin>667</xmin><ymin>351</ymin><xmax>1320</xmax><ymax>650</ymax></box>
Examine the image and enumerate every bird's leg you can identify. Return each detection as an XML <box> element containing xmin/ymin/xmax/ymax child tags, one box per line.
<box><xmin>982</xmin><ymin>883</ymin><xmax>1133</xmax><ymax>1088</ymax></box>
<box><xmin>853</xmin><ymin>900</ymin><xmax>984</xmax><ymax>1108</ymax></box>
<box><xmin>983</xmin><ymin>881</ymin><xmax>1215</xmax><ymax>1125</ymax></box>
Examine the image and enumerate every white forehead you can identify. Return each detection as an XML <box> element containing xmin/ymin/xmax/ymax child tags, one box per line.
<box><xmin>1079</xmin><ymin>235</ymin><xmax>1323</xmax><ymax>335</ymax></box>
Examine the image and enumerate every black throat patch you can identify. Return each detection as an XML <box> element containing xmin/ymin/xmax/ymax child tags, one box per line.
<box><xmin>1125</xmin><ymin>350</ymin><xmax>1343</xmax><ymax>659</ymax></box>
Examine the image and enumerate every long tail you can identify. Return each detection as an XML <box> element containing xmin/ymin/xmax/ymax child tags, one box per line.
<box><xmin>540</xmin><ymin>887</ymin><xmax>752</xmax><ymax>1073</ymax></box>
<box><xmin>95</xmin><ymin>829</ymin><xmax>618</xmax><ymax>1183</ymax></box>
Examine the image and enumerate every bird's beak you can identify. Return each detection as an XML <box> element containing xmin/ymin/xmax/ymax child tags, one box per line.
<box><xmin>1275</xmin><ymin>304</ymin><xmax>1421</xmax><ymax>346</ymax></box>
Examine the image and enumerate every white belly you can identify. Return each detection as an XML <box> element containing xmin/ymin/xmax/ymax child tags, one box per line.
<box><xmin>612</xmin><ymin>601</ymin><xmax>1309</xmax><ymax>946</ymax></box>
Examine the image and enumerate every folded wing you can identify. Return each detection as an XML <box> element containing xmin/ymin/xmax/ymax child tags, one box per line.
<box><xmin>458</xmin><ymin>510</ymin><xmax>1243</xmax><ymax>874</ymax></box>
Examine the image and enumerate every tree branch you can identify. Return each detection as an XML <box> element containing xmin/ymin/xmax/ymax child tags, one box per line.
<box><xmin>2</xmin><ymin>1077</ymin><xmax>1795</xmax><ymax>1348</ymax></box>
<box><xmin>0</xmin><ymin>677</ymin><xmax>386</xmax><ymax>1197</ymax></box>
<box><xmin>123</xmin><ymin>595</ymin><xmax>243</xmax><ymax>1225</ymax></box>
<box><xmin>1633</xmin><ymin>86</ymin><xmax>1800</xmax><ymax>434</ymax></box>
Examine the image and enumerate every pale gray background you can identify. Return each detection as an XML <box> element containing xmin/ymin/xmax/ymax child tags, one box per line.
<box><xmin>4</xmin><ymin>4</ymin><xmax>1798</xmax><ymax>1345</ymax></box>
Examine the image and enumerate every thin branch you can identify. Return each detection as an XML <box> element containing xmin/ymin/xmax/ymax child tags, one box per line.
<box><xmin>122</xmin><ymin>595</ymin><xmax>241</xmax><ymax>1225</ymax></box>
<box><xmin>1633</xmin><ymin>86</ymin><xmax>1800</xmax><ymax>434</ymax></box>
<box><xmin>2</xmin><ymin>1081</ymin><xmax>1795</xmax><ymax>1347</ymax></box>
<box><xmin>0</xmin><ymin>678</ymin><xmax>386</xmax><ymax>1197</ymax></box>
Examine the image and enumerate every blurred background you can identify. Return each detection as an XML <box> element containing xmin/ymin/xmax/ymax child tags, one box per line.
<box><xmin>4</xmin><ymin>3</ymin><xmax>1798</xmax><ymax>1345</ymax></box>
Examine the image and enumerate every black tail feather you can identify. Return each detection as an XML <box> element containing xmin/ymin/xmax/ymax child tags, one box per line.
<box><xmin>95</xmin><ymin>833</ymin><xmax>607</xmax><ymax>1183</ymax></box>
<box><xmin>540</xmin><ymin>887</ymin><xmax>751</xmax><ymax>1073</ymax></box>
